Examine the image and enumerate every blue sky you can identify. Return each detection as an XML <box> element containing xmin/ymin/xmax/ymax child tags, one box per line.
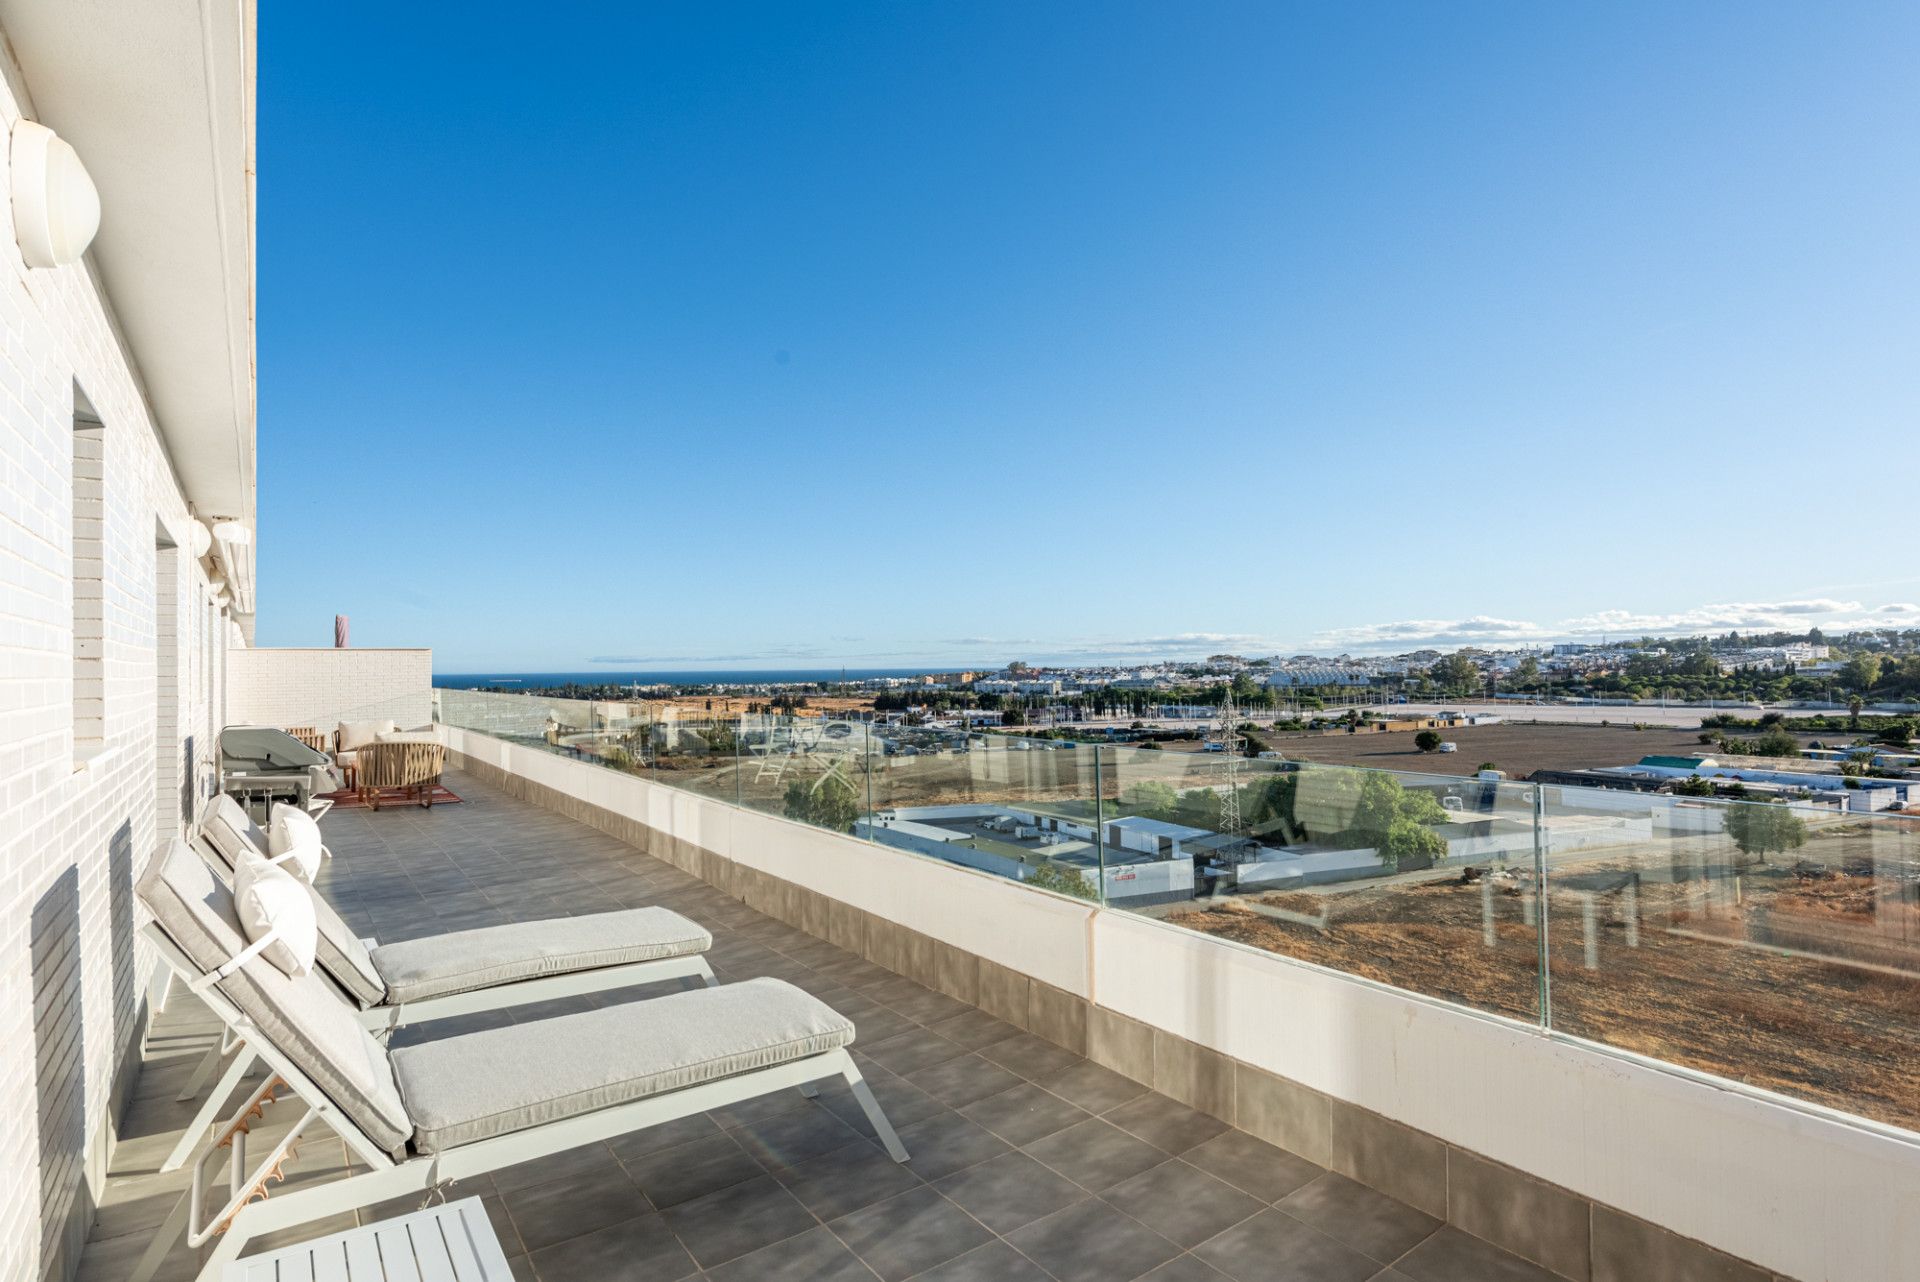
<box><xmin>257</xmin><ymin>3</ymin><xmax>1920</xmax><ymax>670</ymax></box>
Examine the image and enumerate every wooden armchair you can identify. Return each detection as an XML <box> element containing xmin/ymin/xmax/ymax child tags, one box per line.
<box><xmin>283</xmin><ymin>726</ymin><xmax>329</xmax><ymax>754</ymax></box>
<box><xmin>354</xmin><ymin>740</ymin><xmax>447</xmax><ymax>810</ymax></box>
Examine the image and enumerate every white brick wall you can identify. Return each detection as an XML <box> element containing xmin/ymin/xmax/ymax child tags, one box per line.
<box><xmin>226</xmin><ymin>648</ymin><xmax>432</xmax><ymax>733</ymax></box>
<box><xmin>0</xmin><ymin>50</ymin><xmax>234</xmax><ymax>1282</ymax></box>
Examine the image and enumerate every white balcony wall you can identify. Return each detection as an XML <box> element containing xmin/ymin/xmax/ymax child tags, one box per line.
<box><xmin>0</xmin><ymin>61</ymin><xmax>237</xmax><ymax>1282</ymax></box>
<box><xmin>227</xmin><ymin>647</ymin><xmax>432</xmax><ymax>732</ymax></box>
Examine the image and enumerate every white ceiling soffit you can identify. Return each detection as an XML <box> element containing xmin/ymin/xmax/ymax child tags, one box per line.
<box><xmin>1</xmin><ymin>0</ymin><xmax>257</xmax><ymax>526</ymax></box>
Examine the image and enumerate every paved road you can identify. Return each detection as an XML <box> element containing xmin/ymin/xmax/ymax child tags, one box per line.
<box><xmin>1386</xmin><ymin>701</ymin><xmax>1726</xmax><ymax>729</ymax></box>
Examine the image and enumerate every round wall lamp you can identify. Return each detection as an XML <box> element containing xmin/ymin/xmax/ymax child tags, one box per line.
<box><xmin>11</xmin><ymin>119</ymin><xmax>100</xmax><ymax>269</ymax></box>
<box><xmin>188</xmin><ymin>519</ymin><xmax>215</xmax><ymax>560</ymax></box>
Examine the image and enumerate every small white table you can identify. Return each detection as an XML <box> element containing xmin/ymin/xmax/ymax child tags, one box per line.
<box><xmin>222</xmin><ymin>1196</ymin><xmax>514</xmax><ymax>1281</ymax></box>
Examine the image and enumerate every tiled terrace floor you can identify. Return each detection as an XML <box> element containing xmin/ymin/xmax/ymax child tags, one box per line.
<box><xmin>79</xmin><ymin>768</ymin><xmax>1560</xmax><ymax>1282</ymax></box>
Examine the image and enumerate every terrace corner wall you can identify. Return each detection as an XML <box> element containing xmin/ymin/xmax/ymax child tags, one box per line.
<box><xmin>227</xmin><ymin>647</ymin><xmax>432</xmax><ymax>732</ymax></box>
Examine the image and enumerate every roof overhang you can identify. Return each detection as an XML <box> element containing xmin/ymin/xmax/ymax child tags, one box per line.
<box><xmin>0</xmin><ymin>0</ymin><xmax>257</xmax><ymax>551</ymax></box>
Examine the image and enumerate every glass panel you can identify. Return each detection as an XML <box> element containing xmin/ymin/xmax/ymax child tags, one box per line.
<box><xmin>863</xmin><ymin>722</ymin><xmax>1102</xmax><ymax>900</ymax></box>
<box><xmin>647</xmin><ymin>707</ymin><xmax>739</xmax><ymax>801</ymax></box>
<box><xmin>1102</xmin><ymin>744</ymin><xmax>1543</xmax><ymax>1021</ymax></box>
<box><xmin>1542</xmin><ymin>784</ymin><xmax>1920</xmax><ymax>1129</ymax></box>
<box><xmin>735</xmin><ymin>712</ymin><xmax>872</xmax><ymax>836</ymax></box>
<box><xmin>435</xmin><ymin>686</ymin><xmax>655</xmax><ymax>777</ymax></box>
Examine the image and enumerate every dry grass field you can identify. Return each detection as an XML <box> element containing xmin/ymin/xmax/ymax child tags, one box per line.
<box><xmin>1168</xmin><ymin>818</ymin><xmax>1920</xmax><ymax>1130</ymax></box>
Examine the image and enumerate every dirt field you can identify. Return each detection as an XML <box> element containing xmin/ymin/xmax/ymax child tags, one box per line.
<box><xmin>647</xmin><ymin>694</ymin><xmax>876</xmax><ymax>718</ymax></box>
<box><xmin>1168</xmin><ymin>835</ymin><xmax>1920</xmax><ymax>1130</ymax></box>
<box><xmin>1253</xmin><ymin>722</ymin><xmax>1733</xmax><ymax>778</ymax></box>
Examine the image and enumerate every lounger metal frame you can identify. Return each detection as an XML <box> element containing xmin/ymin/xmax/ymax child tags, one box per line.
<box><xmin>161</xmin><ymin>833</ymin><xmax>719</xmax><ymax>1173</ymax></box>
<box><xmin>132</xmin><ymin>924</ymin><xmax>906</xmax><ymax>1282</ymax></box>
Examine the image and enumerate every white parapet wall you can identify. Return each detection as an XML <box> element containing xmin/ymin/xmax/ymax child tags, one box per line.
<box><xmin>439</xmin><ymin>723</ymin><xmax>1920</xmax><ymax>1282</ymax></box>
<box><xmin>227</xmin><ymin>648</ymin><xmax>433</xmax><ymax>732</ymax></box>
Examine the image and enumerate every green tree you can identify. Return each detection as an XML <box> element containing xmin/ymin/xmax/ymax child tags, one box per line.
<box><xmin>1026</xmin><ymin>860</ymin><xmax>1097</xmax><ymax>901</ymax></box>
<box><xmin>783</xmin><ymin>773</ymin><xmax>861</xmax><ymax>833</ymax></box>
<box><xmin>1515</xmin><ymin>656</ymin><xmax>1542</xmax><ymax>689</ymax></box>
<box><xmin>1379</xmin><ymin>817</ymin><xmax>1447</xmax><ymax>867</ymax></box>
<box><xmin>1672</xmin><ymin>775</ymin><xmax>1715</xmax><ymax>797</ymax></box>
<box><xmin>1414</xmin><ymin>730</ymin><xmax>1443</xmax><ymax>753</ymax></box>
<box><xmin>1880</xmin><ymin>719</ymin><xmax>1915</xmax><ymax>746</ymax></box>
<box><xmin>1432</xmin><ymin>651</ymin><xmax>1481</xmax><ymax>693</ymax></box>
<box><xmin>1843</xmin><ymin>654</ymin><xmax>1883</xmax><ymax>692</ymax></box>
<box><xmin>1173</xmin><ymin>787</ymin><xmax>1223</xmax><ymax>829</ymax></box>
<box><xmin>1120</xmin><ymin>779</ymin><xmax>1179</xmax><ymax>815</ymax></box>
<box><xmin>1723</xmin><ymin>799</ymin><xmax>1807</xmax><ymax>862</ymax></box>
<box><xmin>1848</xmin><ymin>695</ymin><xmax>1864</xmax><ymax>729</ymax></box>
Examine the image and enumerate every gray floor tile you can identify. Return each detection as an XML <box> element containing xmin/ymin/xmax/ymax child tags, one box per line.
<box><xmin>1183</xmin><ymin>1130</ymin><xmax>1323</xmax><ymax>1203</ymax></box>
<box><xmin>1042</xmin><ymin>1059</ymin><xmax>1152</xmax><ymax>1115</ymax></box>
<box><xmin>1007</xmin><ymin>1197</ymin><xmax>1184</xmax><ymax>1282</ymax></box>
<box><xmin>607</xmin><ymin>1113</ymin><xmax>727</xmax><ymax>1163</ymax></box>
<box><xmin>1105</xmin><ymin>1092</ymin><xmax>1231</xmax><ymax>1155</ymax></box>
<box><xmin>907</xmin><ymin>1052</ymin><xmax>1027</xmax><ymax>1109</ymax></box>
<box><xmin>1193</xmin><ymin>1209</ymin><xmax>1379</xmax><ymax>1282</ymax></box>
<box><xmin>1139</xmin><ymin>1256</ymin><xmax>1234</xmax><ymax>1281</ymax></box>
<box><xmin>909</xmin><ymin>1239</ymin><xmax>1053</xmax><ymax>1281</ymax></box>
<box><xmin>734</xmin><ymin>1102</ymin><xmax>863</xmax><ymax>1169</ymax></box>
<box><xmin>661</xmin><ymin>1174</ymin><xmax>819</xmax><ymax>1270</ymax></box>
<box><xmin>960</xmin><ymin>1080</ymin><xmax>1091</xmax><ymax>1146</ymax></box>
<box><xmin>1391</xmin><ymin>1227</ymin><xmax>1563</xmax><ymax>1282</ymax></box>
<box><xmin>491</xmin><ymin>1140</ymin><xmax>624</xmax><ymax>1194</ymax></box>
<box><xmin>860</xmin><ymin>1029</ymin><xmax>969</xmax><ymax>1076</ymax></box>
<box><xmin>622</xmin><ymin>1133</ymin><xmax>765</xmax><ymax>1208</ymax></box>
<box><xmin>1277</xmin><ymin>1173</ymin><xmax>1440</xmax><ymax>1264</ymax></box>
<box><xmin>934</xmin><ymin>1151</ymin><xmax>1089</xmax><ymax>1234</ymax></box>
<box><xmin>981</xmin><ymin>1033</ymin><xmax>1084</xmax><ymax>1081</ymax></box>
<box><xmin>829</xmin><ymin>1186</ymin><xmax>994</xmax><ymax>1282</ymax></box>
<box><xmin>1103</xmin><ymin>1159</ymin><xmax>1268</xmax><ymax>1248</ymax></box>
<box><xmin>772</xmin><ymin>1137</ymin><xmax>924</xmax><ymax>1219</ymax></box>
<box><xmin>1024</xmin><ymin>1118</ymin><xmax>1171</xmax><ymax>1192</ymax></box>
<box><xmin>928</xmin><ymin>1008</ymin><xmax>1024</xmax><ymax>1052</ymax></box>
<box><xmin>500</xmin><ymin>1168</ymin><xmax>647</xmax><ymax>1251</ymax></box>
<box><xmin>704</xmin><ymin>1225</ymin><xmax>878</xmax><ymax>1281</ymax></box>
<box><xmin>819</xmin><ymin>1071</ymin><xmax>948</xmax><ymax>1137</ymax></box>
<box><xmin>894</xmin><ymin>1111</ymin><xmax>1013</xmax><ymax>1181</ymax></box>
<box><xmin>528</xmin><ymin>1212</ymin><xmax>698</xmax><ymax>1282</ymax></box>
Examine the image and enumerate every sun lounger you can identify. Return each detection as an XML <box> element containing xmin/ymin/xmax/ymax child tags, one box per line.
<box><xmin>131</xmin><ymin>841</ymin><xmax>905</xmax><ymax>1282</ymax></box>
<box><xmin>164</xmin><ymin>795</ymin><xmax>719</xmax><ymax>1172</ymax></box>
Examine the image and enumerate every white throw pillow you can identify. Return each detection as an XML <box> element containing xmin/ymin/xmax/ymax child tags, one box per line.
<box><xmin>232</xmin><ymin>851</ymin><xmax>317</xmax><ymax>977</ymax></box>
<box><xmin>268</xmin><ymin>802</ymin><xmax>324</xmax><ymax>881</ymax></box>
<box><xmin>337</xmin><ymin>719</ymin><xmax>397</xmax><ymax>751</ymax></box>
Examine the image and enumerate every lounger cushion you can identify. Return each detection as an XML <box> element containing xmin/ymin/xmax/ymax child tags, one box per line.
<box><xmin>370</xmin><ymin>908</ymin><xmax>712</xmax><ymax>1004</ymax></box>
<box><xmin>197</xmin><ymin>794</ymin><xmax>389</xmax><ymax>1008</ymax></box>
<box><xmin>392</xmin><ymin>978</ymin><xmax>852</xmax><ymax>1153</ymax></box>
<box><xmin>232</xmin><ymin>849</ymin><xmax>318</xmax><ymax>976</ymax></box>
<box><xmin>338</xmin><ymin>719</ymin><xmax>397</xmax><ymax>751</ymax></box>
<box><xmin>138</xmin><ymin>840</ymin><xmax>413</xmax><ymax>1159</ymax></box>
<box><xmin>268</xmin><ymin>802</ymin><xmax>324</xmax><ymax>881</ymax></box>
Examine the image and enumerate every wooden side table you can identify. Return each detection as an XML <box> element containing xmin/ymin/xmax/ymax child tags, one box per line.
<box><xmin>221</xmin><ymin>1196</ymin><xmax>513</xmax><ymax>1280</ymax></box>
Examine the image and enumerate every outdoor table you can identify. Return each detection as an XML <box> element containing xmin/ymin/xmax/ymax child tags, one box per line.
<box><xmin>220</xmin><ymin>1195</ymin><xmax>512</xmax><ymax>1281</ymax></box>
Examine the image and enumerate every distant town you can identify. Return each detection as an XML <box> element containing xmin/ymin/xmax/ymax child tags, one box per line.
<box><xmin>471</xmin><ymin>626</ymin><xmax>1920</xmax><ymax>721</ymax></box>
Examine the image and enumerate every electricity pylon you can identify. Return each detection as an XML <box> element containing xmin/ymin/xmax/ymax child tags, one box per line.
<box><xmin>1218</xmin><ymin>687</ymin><xmax>1243</xmax><ymax>837</ymax></box>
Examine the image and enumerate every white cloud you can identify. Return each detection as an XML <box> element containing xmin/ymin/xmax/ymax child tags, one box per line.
<box><xmin>1315</xmin><ymin>600</ymin><xmax>1918</xmax><ymax>654</ymax></box>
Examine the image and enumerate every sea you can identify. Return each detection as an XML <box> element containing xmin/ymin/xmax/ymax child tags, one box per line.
<box><xmin>433</xmin><ymin>668</ymin><xmax>950</xmax><ymax>690</ymax></box>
